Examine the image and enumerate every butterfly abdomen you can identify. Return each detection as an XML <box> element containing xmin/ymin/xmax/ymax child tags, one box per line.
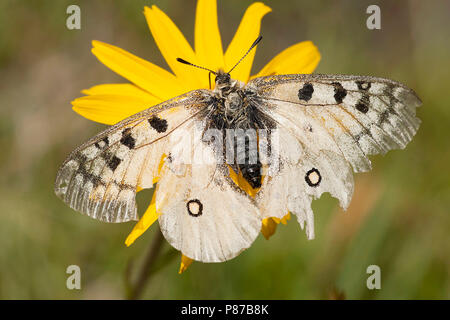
<box><xmin>235</xmin><ymin>128</ymin><xmax>262</xmax><ymax>189</ymax></box>
<box><xmin>239</xmin><ymin>163</ymin><xmax>262</xmax><ymax>189</ymax></box>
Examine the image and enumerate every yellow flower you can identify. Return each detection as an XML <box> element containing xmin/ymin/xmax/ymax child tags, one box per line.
<box><xmin>71</xmin><ymin>0</ymin><xmax>320</xmax><ymax>273</ymax></box>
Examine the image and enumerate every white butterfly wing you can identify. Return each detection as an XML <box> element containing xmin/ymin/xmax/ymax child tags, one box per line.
<box><xmin>156</xmin><ymin>121</ymin><xmax>261</xmax><ymax>262</ymax></box>
<box><xmin>251</xmin><ymin>74</ymin><xmax>421</xmax><ymax>172</ymax></box>
<box><xmin>249</xmin><ymin>74</ymin><xmax>421</xmax><ymax>237</ymax></box>
<box><xmin>55</xmin><ymin>90</ymin><xmax>209</xmax><ymax>223</ymax></box>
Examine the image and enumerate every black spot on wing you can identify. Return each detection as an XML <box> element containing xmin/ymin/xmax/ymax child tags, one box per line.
<box><xmin>107</xmin><ymin>155</ymin><xmax>122</xmax><ymax>171</ymax></box>
<box><xmin>149</xmin><ymin>116</ymin><xmax>168</xmax><ymax>133</ymax></box>
<box><xmin>305</xmin><ymin>168</ymin><xmax>321</xmax><ymax>187</ymax></box>
<box><xmin>356</xmin><ymin>95</ymin><xmax>370</xmax><ymax>113</ymax></box>
<box><xmin>94</xmin><ymin>136</ymin><xmax>109</xmax><ymax>149</ymax></box>
<box><xmin>187</xmin><ymin>199</ymin><xmax>203</xmax><ymax>217</ymax></box>
<box><xmin>120</xmin><ymin>128</ymin><xmax>136</xmax><ymax>149</ymax></box>
<box><xmin>356</xmin><ymin>103</ymin><xmax>369</xmax><ymax>113</ymax></box>
<box><xmin>298</xmin><ymin>83</ymin><xmax>314</xmax><ymax>101</ymax></box>
<box><xmin>356</xmin><ymin>81</ymin><xmax>371</xmax><ymax>91</ymax></box>
<box><xmin>332</xmin><ymin>82</ymin><xmax>347</xmax><ymax>104</ymax></box>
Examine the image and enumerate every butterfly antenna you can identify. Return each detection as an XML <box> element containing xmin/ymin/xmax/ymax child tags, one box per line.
<box><xmin>227</xmin><ymin>35</ymin><xmax>262</xmax><ymax>74</ymax></box>
<box><xmin>176</xmin><ymin>58</ymin><xmax>218</xmax><ymax>75</ymax></box>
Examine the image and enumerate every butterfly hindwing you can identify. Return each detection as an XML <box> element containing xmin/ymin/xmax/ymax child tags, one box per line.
<box><xmin>55</xmin><ymin>90</ymin><xmax>210</xmax><ymax>223</ymax></box>
<box><xmin>156</xmin><ymin>120</ymin><xmax>261</xmax><ymax>262</ymax></box>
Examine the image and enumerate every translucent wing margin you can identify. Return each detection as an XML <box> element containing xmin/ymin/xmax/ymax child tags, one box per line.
<box><xmin>55</xmin><ymin>90</ymin><xmax>210</xmax><ymax>223</ymax></box>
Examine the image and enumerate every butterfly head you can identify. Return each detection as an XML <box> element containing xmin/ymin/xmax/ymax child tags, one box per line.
<box><xmin>214</xmin><ymin>70</ymin><xmax>231</xmax><ymax>86</ymax></box>
<box><xmin>214</xmin><ymin>70</ymin><xmax>233</xmax><ymax>92</ymax></box>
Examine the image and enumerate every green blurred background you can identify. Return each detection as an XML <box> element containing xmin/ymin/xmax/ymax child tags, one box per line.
<box><xmin>0</xmin><ymin>0</ymin><xmax>448</xmax><ymax>299</ymax></box>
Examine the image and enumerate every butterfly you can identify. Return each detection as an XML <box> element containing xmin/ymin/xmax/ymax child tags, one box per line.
<box><xmin>55</xmin><ymin>37</ymin><xmax>421</xmax><ymax>262</ymax></box>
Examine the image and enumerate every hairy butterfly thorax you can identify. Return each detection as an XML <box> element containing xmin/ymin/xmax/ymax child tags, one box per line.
<box><xmin>210</xmin><ymin>70</ymin><xmax>257</xmax><ymax>128</ymax></box>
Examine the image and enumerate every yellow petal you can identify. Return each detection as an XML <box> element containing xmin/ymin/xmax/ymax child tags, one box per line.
<box><xmin>125</xmin><ymin>190</ymin><xmax>160</xmax><ymax>247</ymax></box>
<box><xmin>261</xmin><ymin>218</ymin><xmax>278</xmax><ymax>240</ymax></box>
<box><xmin>224</xmin><ymin>2</ymin><xmax>271</xmax><ymax>82</ymax></box>
<box><xmin>280</xmin><ymin>212</ymin><xmax>291</xmax><ymax>225</ymax></box>
<box><xmin>195</xmin><ymin>0</ymin><xmax>224</xmax><ymax>72</ymax></box>
<box><xmin>72</xmin><ymin>84</ymin><xmax>161</xmax><ymax>125</ymax></box>
<box><xmin>91</xmin><ymin>40</ymin><xmax>184</xmax><ymax>100</ymax></box>
<box><xmin>144</xmin><ymin>6</ymin><xmax>206</xmax><ymax>89</ymax></box>
<box><xmin>253</xmin><ymin>41</ymin><xmax>321</xmax><ymax>78</ymax></box>
<box><xmin>261</xmin><ymin>213</ymin><xmax>291</xmax><ymax>240</ymax></box>
<box><xmin>72</xmin><ymin>94</ymin><xmax>160</xmax><ymax>125</ymax></box>
<box><xmin>178</xmin><ymin>254</ymin><xmax>194</xmax><ymax>274</ymax></box>
<box><xmin>152</xmin><ymin>154</ymin><xmax>167</xmax><ymax>185</ymax></box>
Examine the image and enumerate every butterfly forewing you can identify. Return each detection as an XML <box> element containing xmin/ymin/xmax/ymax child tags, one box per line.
<box><xmin>55</xmin><ymin>90</ymin><xmax>210</xmax><ymax>223</ymax></box>
<box><xmin>250</xmin><ymin>74</ymin><xmax>421</xmax><ymax>172</ymax></box>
